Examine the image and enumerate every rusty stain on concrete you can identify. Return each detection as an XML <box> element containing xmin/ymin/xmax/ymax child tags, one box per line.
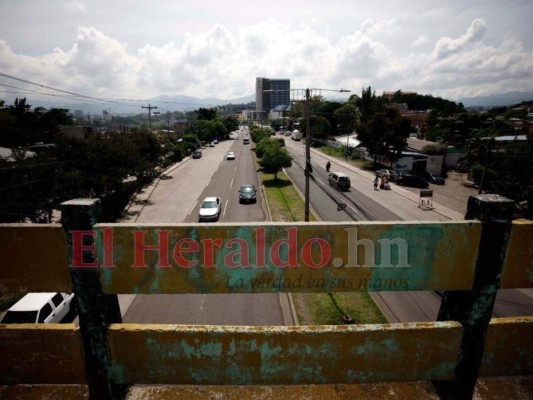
<box><xmin>108</xmin><ymin>322</ymin><xmax>462</xmax><ymax>385</ymax></box>
<box><xmin>0</xmin><ymin>224</ymin><xmax>71</xmax><ymax>292</ymax></box>
<box><xmin>0</xmin><ymin>323</ymin><xmax>86</xmax><ymax>384</ymax></box>
<box><xmin>480</xmin><ymin>316</ymin><xmax>533</xmax><ymax>377</ymax></box>
<box><xmin>500</xmin><ymin>220</ymin><xmax>533</xmax><ymax>289</ymax></box>
<box><xmin>94</xmin><ymin>221</ymin><xmax>481</xmax><ymax>294</ymax></box>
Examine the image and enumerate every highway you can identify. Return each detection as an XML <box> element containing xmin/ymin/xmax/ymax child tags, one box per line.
<box><xmin>118</xmin><ymin>130</ymin><xmax>532</xmax><ymax>325</ymax></box>
<box><xmin>121</xmin><ymin>129</ymin><xmax>287</xmax><ymax>325</ymax></box>
<box><xmin>282</xmin><ymin>135</ymin><xmax>533</xmax><ymax>321</ymax></box>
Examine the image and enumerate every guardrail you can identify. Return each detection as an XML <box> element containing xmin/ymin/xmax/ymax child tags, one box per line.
<box><xmin>0</xmin><ymin>194</ymin><xmax>532</xmax><ymax>399</ymax></box>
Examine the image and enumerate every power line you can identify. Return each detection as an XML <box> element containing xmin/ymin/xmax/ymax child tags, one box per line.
<box><xmin>0</xmin><ymin>178</ymin><xmax>47</xmax><ymax>191</ymax></box>
<box><xmin>142</xmin><ymin>104</ymin><xmax>158</xmax><ymax>130</ymax></box>
<box><xmin>0</xmin><ymin>71</ymin><xmax>223</xmax><ymax>108</ymax></box>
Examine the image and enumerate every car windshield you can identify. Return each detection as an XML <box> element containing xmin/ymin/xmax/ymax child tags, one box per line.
<box><xmin>1</xmin><ymin>310</ymin><xmax>38</xmax><ymax>323</ymax></box>
<box><xmin>202</xmin><ymin>201</ymin><xmax>217</xmax><ymax>209</ymax></box>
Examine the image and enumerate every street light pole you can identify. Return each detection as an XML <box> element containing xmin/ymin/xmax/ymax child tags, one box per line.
<box><xmin>264</xmin><ymin>87</ymin><xmax>350</xmax><ymax>223</ymax></box>
<box><xmin>346</xmin><ymin>129</ymin><xmax>349</xmax><ymax>160</ymax></box>
<box><xmin>304</xmin><ymin>88</ymin><xmax>311</xmax><ymax>222</ymax></box>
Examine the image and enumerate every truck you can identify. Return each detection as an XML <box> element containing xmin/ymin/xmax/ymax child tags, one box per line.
<box><xmin>291</xmin><ymin>129</ymin><xmax>302</xmax><ymax>141</ymax></box>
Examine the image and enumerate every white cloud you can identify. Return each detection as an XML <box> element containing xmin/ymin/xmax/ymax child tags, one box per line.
<box><xmin>63</xmin><ymin>1</ymin><xmax>87</xmax><ymax>15</ymax></box>
<box><xmin>411</xmin><ymin>35</ymin><xmax>429</xmax><ymax>47</ymax></box>
<box><xmin>433</xmin><ymin>18</ymin><xmax>487</xmax><ymax>60</ymax></box>
<box><xmin>0</xmin><ymin>14</ymin><xmax>531</xmax><ymax>104</ymax></box>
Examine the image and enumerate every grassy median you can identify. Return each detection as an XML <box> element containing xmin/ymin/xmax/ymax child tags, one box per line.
<box><xmin>258</xmin><ymin>168</ymin><xmax>386</xmax><ymax>325</ymax></box>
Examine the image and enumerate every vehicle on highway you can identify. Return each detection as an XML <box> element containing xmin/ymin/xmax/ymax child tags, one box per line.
<box><xmin>328</xmin><ymin>172</ymin><xmax>351</xmax><ymax>191</ymax></box>
<box><xmin>243</xmin><ymin>138</ymin><xmax>250</xmax><ymax>145</ymax></box>
<box><xmin>396</xmin><ymin>173</ymin><xmax>429</xmax><ymax>188</ymax></box>
<box><xmin>226</xmin><ymin>151</ymin><xmax>235</xmax><ymax>160</ymax></box>
<box><xmin>192</xmin><ymin>149</ymin><xmax>202</xmax><ymax>159</ymax></box>
<box><xmin>198</xmin><ymin>196</ymin><xmax>221</xmax><ymax>222</ymax></box>
<box><xmin>1</xmin><ymin>292</ymin><xmax>75</xmax><ymax>323</ymax></box>
<box><xmin>375</xmin><ymin>169</ymin><xmax>400</xmax><ymax>182</ymax></box>
<box><xmin>238</xmin><ymin>184</ymin><xmax>257</xmax><ymax>203</ymax></box>
<box><xmin>423</xmin><ymin>171</ymin><xmax>446</xmax><ymax>185</ymax></box>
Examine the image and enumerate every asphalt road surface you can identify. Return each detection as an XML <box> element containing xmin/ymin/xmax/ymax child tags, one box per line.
<box><xmin>282</xmin><ymin>136</ymin><xmax>533</xmax><ymax>322</ymax></box>
<box><xmin>121</xmin><ymin>129</ymin><xmax>286</xmax><ymax>325</ymax></box>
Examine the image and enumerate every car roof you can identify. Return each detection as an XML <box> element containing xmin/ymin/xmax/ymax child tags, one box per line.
<box><xmin>203</xmin><ymin>196</ymin><xmax>219</xmax><ymax>202</ymax></box>
<box><xmin>330</xmin><ymin>172</ymin><xmax>348</xmax><ymax>177</ymax></box>
<box><xmin>9</xmin><ymin>292</ymin><xmax>60</xmax><ymax>311</ymax></box>
<box><xmin>240</xmin><ymin>184</ymin><xmax>256</xmax><ymax>189</ymax></box>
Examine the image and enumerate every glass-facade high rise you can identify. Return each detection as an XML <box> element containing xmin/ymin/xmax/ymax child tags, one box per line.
<box><xmin>255</xmin><ymin>77</ymin><xmax>290</xmax><ymax>113</ymax></box>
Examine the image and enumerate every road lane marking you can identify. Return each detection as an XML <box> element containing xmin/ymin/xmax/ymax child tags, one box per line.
<box><xmin>188</xmin><ymin>200</ymin><xmax>198</xmax><ymax>215</ymax></box>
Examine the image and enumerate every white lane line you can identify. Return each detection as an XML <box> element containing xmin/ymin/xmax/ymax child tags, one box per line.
<box><xmin>188</xmin><ymin>200</ymin><xmax>198</xmax><ymax>215</ymax></box>
<box><xmin>223</xmin><ymin>199</ymin><xmax>229</xmax><ymax>217</ymax></box>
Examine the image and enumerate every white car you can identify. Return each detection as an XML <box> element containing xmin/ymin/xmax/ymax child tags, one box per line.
<box><xmin>226</xmin><ymin>151</ymin><xmax>235</xmax><ymax>160</ymax></box>
<box><xmin>198</xmin><ymin>196</ymin><xmax>222</xmax><ymax>222</ymax></box>
<box><xmin>1</xmin><ymin>292</ymin><xmax>75</xmax><ymax>323</ymax></box>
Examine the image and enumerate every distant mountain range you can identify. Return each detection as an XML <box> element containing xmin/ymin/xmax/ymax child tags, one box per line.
<box><xmin>0</xmin><ymin>93</ymin><xmax>256</xmax><ymax>115</ymax></box>
<box><xmin>3</xmin><ymin>91</ymin><xmax>532</xmax><ymax>115</ymax></box>
<box><xmin>459</xmin><ymin>91</ymin><xmax>533</xmax><ymax>108</ymax></box>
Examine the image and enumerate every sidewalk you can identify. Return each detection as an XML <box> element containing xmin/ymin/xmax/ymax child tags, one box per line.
<box><xmin>118</xmin><ymin>158</ymin><xmax>190</xmax><ymax>223</ymax></box>
<box><xmin>312</xmin><ymin>148</ymin><xmax>465</xmax><ymax>222</ymax></box>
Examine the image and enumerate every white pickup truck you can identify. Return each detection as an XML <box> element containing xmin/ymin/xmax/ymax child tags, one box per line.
<box><xmin>1</xmin><ymin>292</ymin><xmax>75</xmax><ymax>323</ymax></box>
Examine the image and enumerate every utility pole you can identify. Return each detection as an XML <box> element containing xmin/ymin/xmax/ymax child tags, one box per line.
<box><xmin>304</xmin><ymin>88</ymin><xmax>311</xmax><ymax>222</ymax></box>
<box><xmin>142</xmin><ymin>104</ymin><xmax>157</xmax><ymax>131</ymax></box>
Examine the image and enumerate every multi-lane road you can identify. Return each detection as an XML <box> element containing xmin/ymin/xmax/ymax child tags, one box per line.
<box><xmin>121</xmin><ymin>129</ymin><xmax>290</xmax><ymax>325</ymax></box>
<box><xmin>281</xmin><ymin>135</ymin><xmax>533</xmax><ymax>321</ymax></box>
<box><xmin>119</xmin><ymin>129</ymin><xmax>532</xmax><ymax>325</ymax></box>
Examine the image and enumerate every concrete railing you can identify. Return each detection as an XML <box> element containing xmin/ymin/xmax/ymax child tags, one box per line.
<box><xmin>0</xmin><ymin>194</ymin><xmax>532</xmax><ymax>399</ymax></box>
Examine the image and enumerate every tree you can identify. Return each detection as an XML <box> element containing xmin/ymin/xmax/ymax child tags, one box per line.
<box><xmin>357</xmin><ymin>107</ymin><xmax>411</xmax><ymax>165</ymax></box>
<box><xmin>258</xmin><ymin>146</ymin><xmax>292</xmax><ymax>180</ymax></box>
<box><xmin>255</xmin><ymin>137</ymin><xmax>279</xmax><ymax>158</ymax></box>
<box><xmin>196</xmin><ymin>107</ymin><xmax>218</xmax><ymax>121</ymax></box>
<box><xmin>222</xmin><ymin>116</ymin><xmax>239</xmax><ymax>134</ymax></box>
<box><xmin>334</xmin><ymin>102</ymin><xmax>359</xmax><ymax>137</ymax></box>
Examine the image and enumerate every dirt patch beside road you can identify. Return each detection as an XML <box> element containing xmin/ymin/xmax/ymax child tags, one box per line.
<box><xmin>397</xmin><ymin>171</ymin><xmax>478</xmax><ymax>216</ymax></box>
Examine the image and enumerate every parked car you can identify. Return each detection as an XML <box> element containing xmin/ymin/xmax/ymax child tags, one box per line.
<box><xmin>198</xmin><ymin>196</ymin><xmax>221</xmax><ymax>222</ymax></box>
<box><xmin>208</xmin><ymin>142</ymin><xmax>215</xmax><ymax>147</ymax></box>
<box><xmin>238</xmin><ymin>184</ymin><xmax>257</xmax><ymax>203</ymax></box>
<box><xmin>328</xmin><ymin>172</ymin><xmax>351</xmax><ymax>191</ymax></box>
<box><xmin>213</xmin><ymin>139</ymin><xmax>219</xmax><ymax>144</ymax></box>
<box><xmin>396</xmin><ymin>173</ymin><xmax>429</xmax><ymax>188</ymax></box>
<box><xmin>375</xmin><ymin>169</ymin><xmax>400</xmax><ymax>182</ymax></box>
<box><xmin>1</xmin><ymin>292</ymin><xmax>75</xmax><ymax>324</ymax></box>
<box><xmin>243</xmin><ymin>138</ymin><xmax>250</xmax><ymax>144</ymax></box>
<box><xmin>192</xmin><ymin>149</ymin><xmax>202</xmax><ymax>159</ymax></box>
<box><xmin>226</xmin><ymin>151</ymin><xmax>235</xmax><ymax>160</ymax></box>
<box><xmin>423</xmin><ymin>172</ymin><xmax>446</xmax><ymax>185</ymax></box>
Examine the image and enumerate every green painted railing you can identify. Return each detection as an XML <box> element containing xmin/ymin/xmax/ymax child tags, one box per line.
<box><xmin>0</xmin><ymin>194</ymin><xmax>532</xmax><ymax>400</ymax></box>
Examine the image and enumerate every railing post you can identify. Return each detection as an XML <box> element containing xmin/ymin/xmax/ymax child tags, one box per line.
<box><xmin>61</xmin><ymin>199</ymin><xmax>125</xmax><ymax>400</ymax></box>
<box><xmin>434</xmin><ymin>194</ymin><xmax>515</xmax><ymax>399</ymax></box>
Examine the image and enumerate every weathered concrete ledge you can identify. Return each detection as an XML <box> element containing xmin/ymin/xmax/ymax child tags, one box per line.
<box><xmin>1</xmin><ymin>377</ymin><xmax>532</xmax><ymax>400</ymax></box>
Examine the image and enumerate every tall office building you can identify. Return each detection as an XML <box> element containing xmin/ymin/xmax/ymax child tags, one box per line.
<box><xmin>255</xmin><ymin>77</ymin><xmax>290</xmax><ymax>113</ymax></box>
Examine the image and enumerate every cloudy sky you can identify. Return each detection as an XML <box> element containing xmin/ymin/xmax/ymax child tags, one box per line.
<box><xmin>0</xmin><ymin>0</ymin><xmax>532</xmax><ymax>107</ymax></box>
